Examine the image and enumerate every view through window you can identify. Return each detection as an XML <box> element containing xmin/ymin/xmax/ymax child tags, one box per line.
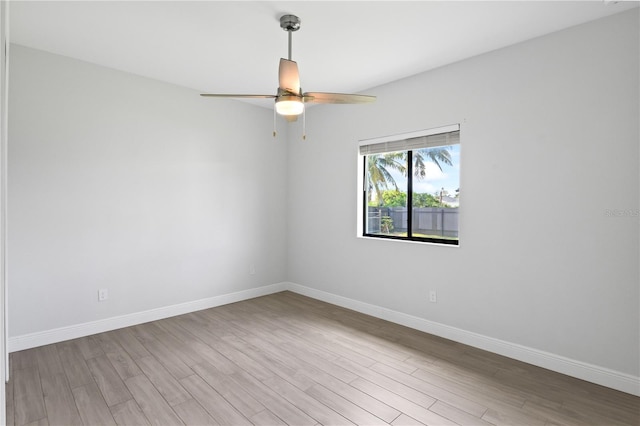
<box><xmin>360</xmin><ymin>125</ymin><xmax>460</xmax><ymax>245</ymax></box>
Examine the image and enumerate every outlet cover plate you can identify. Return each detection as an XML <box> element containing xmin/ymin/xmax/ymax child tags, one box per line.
<box><xmin>98</xmin><ymin>288</ymin><xmax>108</xmax><ymax>301</ymax></box>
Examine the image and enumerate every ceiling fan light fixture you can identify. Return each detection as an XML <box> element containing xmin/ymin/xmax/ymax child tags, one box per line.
<box><xmin>275</xmin><ymin>96</ymin><xmax>304</xmax><ymax>116</ymax></box>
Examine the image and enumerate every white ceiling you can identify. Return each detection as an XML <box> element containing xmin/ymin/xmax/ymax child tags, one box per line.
<box><xmin>9</xmin><ymin>1</ymin><xmax>639</xmax><ymax>109</ymax></box>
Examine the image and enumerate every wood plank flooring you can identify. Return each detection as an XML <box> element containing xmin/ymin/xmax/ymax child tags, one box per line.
<box><xmin>5</xmin><ymin>291</ymin><xmax>639</xmax><ymax>425</ymax></box>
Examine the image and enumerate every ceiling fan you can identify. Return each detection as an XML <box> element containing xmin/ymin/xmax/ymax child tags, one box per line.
<box><xmin>200</xmin><ymin>15</ymin><xmax>376</xmax><ymax>137</ymax></box>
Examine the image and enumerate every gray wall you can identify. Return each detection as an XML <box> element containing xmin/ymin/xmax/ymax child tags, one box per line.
<box><xmin>8</xmin><ymin>45</ymin><xmax>288</xmax><ymax>337</ymax></box>
<box><xmin>287</xmin><ymin>10</ymin><xmax>639</xmax><ymax>377</ymax></box>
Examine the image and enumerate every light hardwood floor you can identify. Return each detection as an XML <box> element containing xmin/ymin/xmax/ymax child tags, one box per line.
<box><xmin>5</xmin><ymin>291</ymin><xmax>639</xmax><ymax>425</ymax></box>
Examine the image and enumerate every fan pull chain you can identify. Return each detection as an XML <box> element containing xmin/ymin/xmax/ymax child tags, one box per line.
<box><xmin>302</xmin><ymin>107</ymin><xmax>306</xmax><ymax>140</ymax></box>
<box><xmin>273</xmin><ymin>106</ymin><xmax>277</xmax><ymax>138</ymax></box>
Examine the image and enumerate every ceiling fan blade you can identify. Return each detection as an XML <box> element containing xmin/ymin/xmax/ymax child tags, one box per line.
<box><xmin>279</xmin><ymin>58</ymin><xmax>301</xmax><ymax>94</ymax></box>
<box><xmin>303</xmin><ymin>92</ymin><xmax>376</xmax><ymax>104</ymax></box>
<box><xmin>200</xmin><ymin>94</ymin><xmax>276</xmax><ymax>99</ymax></box>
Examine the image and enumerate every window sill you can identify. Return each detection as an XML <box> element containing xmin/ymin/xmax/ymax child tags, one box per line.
<box><xmin>358</xmin><ymin>234</ymin><xmax>460</xmax><ymax>248</ymax></box>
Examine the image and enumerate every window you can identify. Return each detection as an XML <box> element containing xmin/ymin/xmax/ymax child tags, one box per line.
<box><xmin>360</xmin><ymin>125</ymin><xmax>460</xmax><ymax>245</ymax></box>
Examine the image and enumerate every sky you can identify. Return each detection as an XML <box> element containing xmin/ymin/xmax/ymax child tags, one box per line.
<box><xmin>386</xmin><ymin>145</ymin><xmax>460</xmax><ymax>197</ymax></box>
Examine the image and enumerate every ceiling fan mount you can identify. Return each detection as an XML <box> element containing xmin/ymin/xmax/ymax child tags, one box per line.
<box><xmin>279</xmin><ymin>14</ymin><xmax>301</xmax><ymax>32</ymax></box>
<box><xmin>200</xmin><ymin>14</ymin><xmax>376</xmax><ymax>133</ymax></box>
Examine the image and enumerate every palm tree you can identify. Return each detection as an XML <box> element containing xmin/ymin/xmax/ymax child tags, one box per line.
<box><xmin>412</xmin><ymin>146</ymin><xmax>453</xmax><ymax>179</ymax></box>
<box><xmin>366</xmin><ymin>152</ymin><xmax>406</xmax><ymax>205</ymax></box>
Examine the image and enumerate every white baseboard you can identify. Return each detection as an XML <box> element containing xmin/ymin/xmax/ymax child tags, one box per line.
<box><xmin>8</xmin><ymin>280</ymin><xmax>639</xmax><ymax>396</ymax></box>
<box><xmin>284</xmin><ymin>282</ymin><xmax>640</xmax><ymax>397</ymax></box>
<box><xmin>8</xmin><ymin>282</ymin><xmax>287</xmax><ymax>353</ymax></box>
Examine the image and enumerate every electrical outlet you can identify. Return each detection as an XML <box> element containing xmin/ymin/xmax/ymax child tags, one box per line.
<box><xmin>98</xmin><ymin>288</ymin><xmax>108</xmax><ymax>301</ymax></box>
<box><xmin>429</xmin><ymin>290</ymin><xmax>437</xmax><ymax>303</ymax></box>
<box><xmin>249</xmin><ymin>264</ymin><xmax>256</xmax><ymax>275</ymax></box>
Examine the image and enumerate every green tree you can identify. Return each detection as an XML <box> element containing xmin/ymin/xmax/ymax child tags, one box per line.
<box><xmin>374</xmin><ymin>189</ymin><xmax>451</xmax><ymax>208</ymax></box>
<box><xmin>381</xmin><ymin>190</ymin><xmax>407</xmax><ymax>207</ymax></box>
<box><xmin>366</xmin><ymin>153</ymin><xmax>406</xmax><ymax>205</ymax></box>
<box><xmin>413</xmin><ymin>192</ymin><xmax>445</xmax><ymax>207</ymax></box>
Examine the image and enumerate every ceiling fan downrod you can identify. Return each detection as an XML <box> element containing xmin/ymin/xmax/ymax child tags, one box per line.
<box><xmin>280</xmin><ymin>14</ymin><xmax>300</xmax><ymax>61</ymax></box>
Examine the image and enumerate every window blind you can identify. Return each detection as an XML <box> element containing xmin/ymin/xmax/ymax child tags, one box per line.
<box><xmin>359</xmin><ymin>124</ymin><xmax>460</xmax><ymax>155</ymax></box>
